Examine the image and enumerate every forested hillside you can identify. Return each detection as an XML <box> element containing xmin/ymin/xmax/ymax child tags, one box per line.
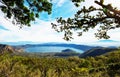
<box><xmin>0</xmin><ymin>49</ymin><xmax>120</xmax><ymax>77</ymax></box>
<box><xmin>80</xmin><ymin>47</ymin><xmax>117</xmax><ymax>57</ymax></box>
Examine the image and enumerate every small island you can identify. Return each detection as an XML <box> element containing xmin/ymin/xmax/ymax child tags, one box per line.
<box><xmin>61</xmin><ymin>49</ymin><xmax>76</xmax><ymax>53</ymax></box>
<box><xmin>54</xmin><ymin>49</ymin><xmax>80</xmax><ymax>57</ymax></box>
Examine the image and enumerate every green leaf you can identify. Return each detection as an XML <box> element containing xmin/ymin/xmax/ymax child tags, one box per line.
<box><xmin>103</xmin><ymin>8</ymin><xmax>108</xmax><ymax>13</ymax></box>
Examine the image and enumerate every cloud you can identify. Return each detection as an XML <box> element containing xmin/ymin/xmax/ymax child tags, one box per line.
<box><xmin>0</xmin><ymin>10</ymin><xmax>119</xmax><ymax>44</ymax></box>
<box><xmin>0</xmin><ymin>11</ymin><xmax>97</xmax><ymax>43</ymax></box>
<box><xmin>0</xmin><ymin>16</ymin><xmax>119</xmax><ymax>45</ymax></box>
<box><xmin>52</xmin><ymin>0</ymin><xmax>66</xmax><ymax>7</ymax></box>
<box><xmin>0</xmin><ymin>11</ymin><xmax>66</xmax><ymax>42</ymax></box>
<box><xmin>104</xmin><ymin>0</ymin><xmax>120</xmax><ymax>9</ymax></box>
<box><xmin>0</xmin><ymin>0</ymin><xmax>120</xmax><ymax>45</ymax></box>
<box><xmin>57</xmin><ymin>0</ymin><xmax>65</xmax><ymax>7</ymax></box>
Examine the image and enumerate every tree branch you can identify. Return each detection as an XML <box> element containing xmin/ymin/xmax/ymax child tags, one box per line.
<box><xmin>95</xmin><ymin>0</ymin><xmax>120</xmax><ymax>15</ymax></box>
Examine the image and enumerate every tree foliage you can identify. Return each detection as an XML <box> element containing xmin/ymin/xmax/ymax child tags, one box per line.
<box><xmin>51</xmin><ymin>0</ymin><xmax>120</xmax><ymax>40</ymax></box>
<box><xmin>1</xmin><ymin>0</ymin><xmax>120</xmax><ymax>40</ymax></box>
<box><xmin>0</xmin><ymin>49</ymin><xmax>120</xmax><ymax>77</ymax></box>
<box><xmin>0</xmin><ymin>0</ymin><xmax>52</xmax><ymax>26</ymax></box>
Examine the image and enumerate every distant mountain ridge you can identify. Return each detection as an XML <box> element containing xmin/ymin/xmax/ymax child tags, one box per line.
<box><xmin>98</xmin><ymin>40</ymin><xmax>119</xmax><ymax>43</ymax></box>
<box><xmin>88</xmin><ymin>40</ymin><xmax>120</xmax><ymax>47</ymax></box>
<box><xmin>1</xmin><ymin>40</ymin><xmax>120</xmax><ymax>47</ymax></box>
<box><xmin>17</xmin><ymin>43</ymin><xmax>94</xmax><ymax>51</ymax></box>
<box><xmin>0</xmin><ymin>41</ymin><xmax>37</xmax><ymax>45</ymax></box>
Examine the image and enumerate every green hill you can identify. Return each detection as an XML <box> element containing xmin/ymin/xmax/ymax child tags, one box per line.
<box><xmin>0</xmin><ymin>48</ymin><xmax>120</xmax><ymax>77</ymax></box>
<box><xmin>80</xmin><ymin>47</ymin><xmax>117</xmax><ymax>58</ymax></box>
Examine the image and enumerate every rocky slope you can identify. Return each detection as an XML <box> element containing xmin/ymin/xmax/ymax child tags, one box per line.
<box><xmin>0</xmin><ymin>44</ymin><xmax>24</xmax><ymax>54</ymax></box>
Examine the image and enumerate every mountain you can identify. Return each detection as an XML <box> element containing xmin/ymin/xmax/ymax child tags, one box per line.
<box><xmin>98</xmin><ymin>40</ymin><xmax>119</xmax><ymax>43</ymax></box>
<box><xmin>89</xmin><ymin>40</ymin><xmax>120</xmax><ymax>47</ymax></box>
<box><xmin>0</xmin><ymin>41</ymin><xmax>37</xmax><ymax>45</ymax></box>
<box><xmin>54</xmin><ymin>49</ymin><xmax>80</xmax><ymax>57</ymax></box>
<box><xmin>80</xmin><ymin>47</ymin><xmax>118</xmax><ymax>58</ymax></box>
<box><xmin>62</xmin><ymin>49</ymin><xmax>76</xmax><ymax>53</ymax></box>
<box><xmin>18</xmin><ymin>43</ymin><xmax>94</xmax><ymax>51</ymax></box>
<box><xmin>0</xmin><ymin>44</ymin><xmax>24</xmax><ymax>54</ymax></box>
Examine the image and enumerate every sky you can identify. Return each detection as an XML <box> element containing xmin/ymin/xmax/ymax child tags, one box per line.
<box><xmin>0</xmin><ymin>0</ymin><xmax>120</xmax><ymax>46</ymax></box>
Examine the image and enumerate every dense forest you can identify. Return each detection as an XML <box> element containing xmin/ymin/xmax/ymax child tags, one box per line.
<box><xmin>0</xmin><ymin>49</ymin><xmax>120</xmax><ymax>77</ymax></box>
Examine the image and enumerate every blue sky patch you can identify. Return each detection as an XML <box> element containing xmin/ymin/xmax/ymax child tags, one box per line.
<box><xmin>39</xmin><ymin>0</ymin><xmax>78</xmax><ymax>21</ymax></box>
<box><xmin>0</xmin><ymin>25</ymin><xmax>9</xmax><ymax>31</ymax></box>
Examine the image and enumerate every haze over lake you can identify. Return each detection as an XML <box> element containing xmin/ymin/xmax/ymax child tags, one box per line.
<box><xmin>25</xmin><ymin>46</ymin><xmax>83</xmax><ymax>53</ymax></box>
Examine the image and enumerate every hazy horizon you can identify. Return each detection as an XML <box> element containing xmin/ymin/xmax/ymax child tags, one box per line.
<box><xmin>0</xmin><ymin>39</ymin><xmax>120</xmax><ymax>47</ymax></box>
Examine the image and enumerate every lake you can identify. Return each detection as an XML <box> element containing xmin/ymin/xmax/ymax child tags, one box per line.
<box><xmin>25</xmin><ymin>46</ymin><xmax>83</xmax><ymax>53</ymax></box>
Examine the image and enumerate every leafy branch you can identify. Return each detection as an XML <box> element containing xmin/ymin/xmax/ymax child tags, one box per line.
<box><xmin>52</xmin><ymin>0</ymin><xmax>120</xmax><ymax>41</ymax></box>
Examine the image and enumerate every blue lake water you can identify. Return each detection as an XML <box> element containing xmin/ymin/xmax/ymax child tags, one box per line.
<box><xmin>25</xmin><ymin>46</ymin><xmax>83</xmax><ymax>53</ymax></box>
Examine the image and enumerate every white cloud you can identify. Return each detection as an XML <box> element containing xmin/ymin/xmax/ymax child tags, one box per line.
<box><xmin>52</xmin><ymin>0</ymin><xmax>66</xmax><ymax>7</ymax></box>
<box><xmin>1</xmin><ymin>0</ymin><xmax>120</xmax><ymax>45</ymax></box>
<box><xmin>57</xmin><ymin>0</ymin><xmax>65</xmax><ymax>7</ymax></box>
<box><xmin>108</xmin><ymin>28</ymin><xmax>120</xmax><ymax>41</ymax></box>
<box><xmin>80</xmin><ymin>0</ymin><xmax>120</xmax><ymax>9</ymax></box>
<box><xmin>0</xmin><ymin>11</ymin><xmax>97</xmax><ymax>43</ymax></box>
<box><xmin>0</xmin><ymin>11</ymin><xmax>66</xmax><ymax>42</ymax></box>
<box><xmin>104</xmin><ymin>0</ymin><xmax>120</xmax><ymax>9</ymax></box>
<box><xmin>0</xmin><ymin>10</ymin><xmax>120</xmax><ymax>44</ymax></box>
